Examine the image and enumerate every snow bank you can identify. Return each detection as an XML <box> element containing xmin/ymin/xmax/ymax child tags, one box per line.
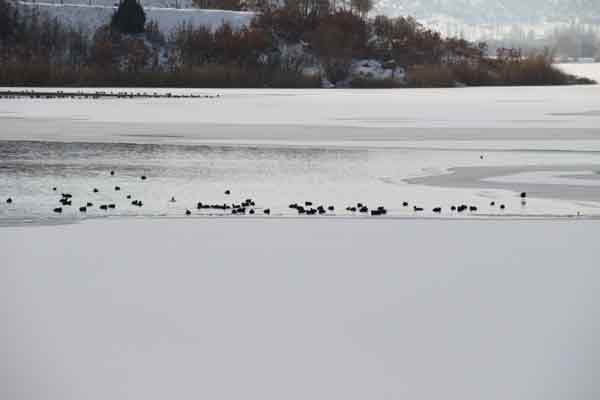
<box><xmin>17</xmin><ymin>1</ymin><xmax>255</xmax><ymax>36</ymax></box>
<box><xmin>351</xmin><ymin>59</ymin><xmax>405</xmax><ymax>82</ymax></box>
<box><xmin>557</xmin><ymin>62</ymin><xmax>600</xmax><ymax>84</ymax></box>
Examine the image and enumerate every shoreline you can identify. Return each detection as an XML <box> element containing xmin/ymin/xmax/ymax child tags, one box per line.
<box><xmin>2</xmin><ymin>212</ymin><xmax>600</xmax><ymax>229</ymax></box>
<box><xmin>0</xmin><ymin>79</ymin><xmax>595</xmax><ymax>90</ymax></box>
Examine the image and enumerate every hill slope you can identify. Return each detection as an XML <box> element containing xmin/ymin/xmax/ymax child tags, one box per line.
<box><xmin>17</xmin><ymin>1</ymin><xmax>254</xmax><ymax>37</ymax></box>
<box><xmin>374</xmin><ymin>0</ymin><xmax>600</xmax><ymax>25</ymax></box>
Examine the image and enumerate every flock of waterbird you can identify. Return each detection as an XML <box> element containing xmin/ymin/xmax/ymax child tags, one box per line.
<box><xmin>0</xmin><ymin>90</ymin><xmax>219</xmax><ymax>100</ymax></box>
<box><xmin>2</xmin><ymin>169</ymin><xmax>529</xmax><ymax>219</ymax></box>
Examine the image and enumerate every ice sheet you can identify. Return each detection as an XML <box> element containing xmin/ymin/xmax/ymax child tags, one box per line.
<box><xmin>2</xmin><ymin>85</ymin><xmax>600</xmax><ymax>130</ymax></box>
<box><xmin>1</xmin><ymin>218</ymin><xmax>598</xmax><ymax>400</ymax></box>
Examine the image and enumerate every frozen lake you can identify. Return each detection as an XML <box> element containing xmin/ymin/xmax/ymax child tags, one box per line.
<box><xmin>2</xmin><ymin>218</ymin><xmax>599</xmax><ymax>400</ymax></box>
<box><xmin>1</xmin><ymin>64</ymin><xmax>599</xmax><ymax>400</ymax></box>
<box><xmin>2</xmin><ymin>63</ymin><xmax>600</xmax><ymax>223</ymax></box>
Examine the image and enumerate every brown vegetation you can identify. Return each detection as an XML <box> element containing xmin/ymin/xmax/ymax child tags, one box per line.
<box><xmin>0</xmin><ymin>61</ymin><xmax>320</xmax><ymax>87</ymax></box>
<box><xmin>0</xmin><ymin>0</ymin><xmax>590</xmax><ymax>88</ymax></box>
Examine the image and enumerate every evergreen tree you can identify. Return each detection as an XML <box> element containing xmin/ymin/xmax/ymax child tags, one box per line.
<box><xmin>0</xmin><ymin>0</ymin><xmax>18</xmax><ymax>42</ymax></box>
<box><xmin>111</xmin><ymin>0</ymin><xmax>146</xmax><ymax>34</ymax></box>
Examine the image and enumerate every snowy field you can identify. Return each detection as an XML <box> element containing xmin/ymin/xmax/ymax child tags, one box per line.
<box><xmin>1</xmin><ymin>64</ymin><xmax>600</xmax><ymax>400</ymax></box>
<box><xmin>17</xmin><ymin>1</ymin><xmax>254</xmax><ymax>37</ymax></box>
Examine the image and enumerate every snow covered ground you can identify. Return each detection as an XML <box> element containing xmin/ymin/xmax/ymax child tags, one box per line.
<box><xmin>2</xmin><ymin>217</ymin><xmax>599</xmax><ymax>400</ymax></box>
<box><xmin>557</xmin><ymin>63</ymin><xmax>600</xmax><ymax>85</ymax></box>
<box><xmin>17</xmin><ymin>1</ymin><xmax>255</xmax><ymax>37</ymax></box>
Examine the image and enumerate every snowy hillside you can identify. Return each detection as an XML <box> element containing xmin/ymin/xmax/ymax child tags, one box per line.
<box><xmin>373</xmin><ymin>0</ymin><xmax>600</xmax><ymax>40</ymax></box>
<box><xmin>374</xmin><ymin>0</ymin><xmax>600</xmax><ymax>25</ymax></box>
<box><xmin>17</xmin><ymin>1</ymin><xmax>255</xmax><ymax>37</ymax></box>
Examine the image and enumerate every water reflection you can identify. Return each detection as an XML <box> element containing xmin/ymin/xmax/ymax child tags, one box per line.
<box><xmin>0</xmin><ymin>140</ymin><xmax>370</xmax><ymax>223</ymax></box>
